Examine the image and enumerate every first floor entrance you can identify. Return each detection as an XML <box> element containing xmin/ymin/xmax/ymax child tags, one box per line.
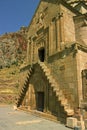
<box><xmin>37</xmin><ymin>92</ymin><xmax>44</xmax><ymax>112</ymax></box>
<box><xmin>38</xmin><ymin>47</ymin><xmax>45</xmax><ymax>62</ymax></box>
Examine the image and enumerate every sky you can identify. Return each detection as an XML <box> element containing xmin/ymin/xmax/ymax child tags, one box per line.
<box><xmin>0</xmin><ymin>0</ymin><xmax>40</xmax><ymax>35</ymax></box>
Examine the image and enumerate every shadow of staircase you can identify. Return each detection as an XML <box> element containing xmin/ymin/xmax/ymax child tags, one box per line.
<box><xmin>16</xmin><ymin>65</ymin><xmax>34</xmax><ymax>107</ymax></box>
<box><xmin>38</xmin><ymin>61</ymin><xmax>74</xmax><ymax>122</ymax></box>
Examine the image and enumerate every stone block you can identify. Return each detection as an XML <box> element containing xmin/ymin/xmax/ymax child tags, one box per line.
<box><xmin>66</xmin><ymin>117</ymin><xmax>77</xmax><ymax>128</ymax></box>
<box><xmin>84</xmin><ymin>119</ymin><xmax>87</xmax><ymax>129</ymax></box>
<box><xmin>77</xmin><ymin>121</ymin><xmax>85</xmax><ymax>130</ymax></box>
<box><xmin>74</xmin><ymin>126</ymin><xmax>81</xmax><ymax>130</ymax></box>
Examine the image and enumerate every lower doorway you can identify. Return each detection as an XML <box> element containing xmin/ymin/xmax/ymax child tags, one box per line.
<box><xmin>37</xmin><ymin>92</ymin><xmax>44</xmax><ymax>112</ymax></box>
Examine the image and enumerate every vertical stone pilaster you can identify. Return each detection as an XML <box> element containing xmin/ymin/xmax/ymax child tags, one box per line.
<box><xmin>56</xmin><ymin>18</ymin><xmax>61</xmax><ymax>51</ymax></box>
<box><xmin>49</xmin><ymin>23</ymin><xmax>53</xmax><ymax>56</ymax></box>
<box><xmin>34</xmin><ymin>42</ymin><xmax>38</xmax><ymax>63</ymax></box>
<box><xmin>27</xmin><ymin>39</ymin><xmax>29</xmax><ymax>63</ymax></box>
<box><xmin>31</xmin><ymin>40</ymin><xmax>34</xmax><ymax>65</ymax></box>
<box><xmin>49</xmin><ymin>24</ymin><xmax>51</xmax><ymax>56</ymax></box>
<box><xmin>56</xmin><ymin>12</ymin><xmax>65</xmax><ymax>51</ymax></box>
<box><xmin>32</xmin><ymin>41</ymin><xmax>34</xmax><ymax>64</ymax></box>
<box><xmin>75</xmin><ymin>48</ymin><xmax>83</xmax><ymax>107</ymax></box>
<box><xmin>29</xmin><ymin>43</ymin><xmax>32</xmax><ymax>65</ymax></box>
<box><xmin>60</xmin><ymin>14</ymin><xmax>65</xmax><ymax>48</ymax></box>
<box><xmin>49</xmin><ymin>22</ymin><xmax>57</xmax><ymax>56</ymax></box>
<box><xmin>45</xmin><ymin>28</ymin><xmax>49</xmax><ymax>61</ymax></box>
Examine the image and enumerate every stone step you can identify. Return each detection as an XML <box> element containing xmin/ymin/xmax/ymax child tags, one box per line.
<box><xmin>24</xmin><ymin>79</ymin><xmax>28</xmax><ymax>86</ymax></box>
<box><xmin>21</xmin><ymin>88</ymin><xmax>26</xmax><ymax>93</ymax></box>
<box><xmin>40</xmin><ymin>63</ymin><xmax>46</xmax><ymax>67</ymax></box>
<box><xmin>47</xmin><ymin>75</ymin><xmax>53</xmax><ymax>81</ymax></box>
<box><xmin>64</xmin><ymin>104</ymin><xmax>70</xmax><ymax>110</ymax></box>
<box><xmin>29</xmin><ymin>68</ymin><xmax>33</xmax><ymax>73</ymax></box>
<box><xmin>53</xmin><ymin>86</ymin><xmax>60</xmax><ymax>92</ymax></box>
<box><xmin>65</xmin><ymin>109</ymin><xmax>74</xmax><ymax>116</ymax></box>
<box><xmin>41</xmin><ymin>65</ymin><xmax>48</xmax><ymax>69</ymax></box>
<box><xmin>26</xmin><ymin>75</ymin><xmax>29</xmax><ymax>80</ymax></box>
<box><xmin>61</xmin><ymin>99</ymin><xmax>68</xmax><ymax>105</ymax></box>
<box><xmin>56</xmin><ymin>91</ymin><xmax>64</xmax><ymax>99</ymax></box>
<box><xmin>56</xmin><ymin>91</ymin><xmax>61</xmax><ymax>96</ymax></box>
<box><xmin>48</xmin><ymin>79</ymin><xmax>58</xmax><ymax>87</ymax></box>
<box><xmin>27</xmin><ymin>71</ymin><xmax>31</xmax><ymax>76</ymax></box>
<box><xmin>51</xmin><ymin>82</ymin><xmax>58</xmax><ymax>88</ymax></box>
<box><xmin>43</xmin><ymin>68</ymin><xmax>50</xmax><ymax>71</ymax></box>
<box><xmin>43</xmin><ymin>68</ymin><xmax>50</xmax><ymax>74</ymax></box>
<box><xmin>58</xmin><ymin>93</ymin><xmax>65</xmax><ymax>101</ymax></box>
<box><xmin>45</xmin><ymin>72</ymin><xmax>51</xmax><ymax>77</ymax></box>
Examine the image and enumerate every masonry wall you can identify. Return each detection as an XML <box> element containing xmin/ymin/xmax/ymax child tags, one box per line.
<box><xmin>60</xmin><ymin>5</ymin><xmax>76</xmax><ymax>43</ymax></box>
<box><xmin>27</xmin><ymin>1</ymin><xmax>76</xmax><ymax>60</ymax></box>
<box><xmin>27</xmin><ymin>1</ymin><xmax>60</xmax><ymax>37</ymax></box>
<box><xmin>21</xmin><ymin>63</ymin><xmax>68</xmax><ymax>122</ymax></box>
<box><xmin>76</xmin><ymin>50</ymin><xmax>87</xmax><ymax>103</ymax></box>
<box><xmin>49</xmin><ymin>4</ymin><xmax>76</xmax><ymax>56</ymax></box>
<box><xmin>48</xmin><ymin>51</ymin><xmax>79</xmax><ymax>108</ymax></box>
<box><xmin>74</xmin><ymin>15</ymin><xmax>87</xmax><ymax>45</ymax></box>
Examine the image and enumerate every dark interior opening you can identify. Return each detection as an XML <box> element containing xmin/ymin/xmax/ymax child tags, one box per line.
<box><xmin>37</xmin><ymin>92</ymin><xmax>44</xmax><ymax>112</ymax></box>
<box><xmin>38</xmin><ymin>47</ymin><xmax>45</xmax><ymax>62</ymax></box>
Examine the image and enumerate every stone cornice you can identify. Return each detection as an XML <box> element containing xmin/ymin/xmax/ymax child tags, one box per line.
<box><xmin>48</xmin><ymin>42</ymin><xmax>87</xmax><ymax>63</ymax></box>
<box><xmin>76</xmin><ymin>42</ymin><xmax>87</xmax><ymax>52</ymax></box>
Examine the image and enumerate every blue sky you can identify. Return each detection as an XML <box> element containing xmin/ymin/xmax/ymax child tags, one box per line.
<box><xmin>0</xmin><ymin>0</ymin><xmax>40</xmax><ymax>35</ymax></box>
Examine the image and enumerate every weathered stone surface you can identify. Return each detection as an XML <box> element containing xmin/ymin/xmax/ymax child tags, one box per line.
<box><xmin>66</xmin><ymin>117</ymin><xmax>77</xmax><ymax>128</ymax></box>
<box><xmin>10</xmin><ymin>0</ymin><xmax>87</xmax><ymax>124</ymax></box>
<box><xmin>0</xmin><ymin>31</ymin><xmax>27</xmax><ymax>69</ymax></box>
<box><xmin>84</xmin><ymin>119</ymin><xmax>87</xmax><ymax>129</ymax></box>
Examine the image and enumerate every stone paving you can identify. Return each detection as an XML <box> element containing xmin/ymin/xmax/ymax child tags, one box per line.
<box><xmin>0</xmin><ymin>105</ymin><xmax>72</xmax><ymax>130</ymax></box>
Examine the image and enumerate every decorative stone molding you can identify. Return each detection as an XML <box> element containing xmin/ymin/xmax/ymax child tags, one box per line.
<box><xmin>56</xmin><ymin>12</ymin><xmax>63</xmax><ymax>20</ymax></box>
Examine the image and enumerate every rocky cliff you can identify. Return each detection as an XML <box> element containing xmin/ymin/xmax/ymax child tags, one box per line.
<box><xmin>0</xmin><ymin>28</ymin><xmax>28</xmax><ymax>104</ymax></box>
<box><xmin>0</xmin><ymin>31</ymin><xmax>27</xmax><ymax>68</ymax></box>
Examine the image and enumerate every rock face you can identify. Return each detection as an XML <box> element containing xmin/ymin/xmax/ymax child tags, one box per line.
<box><xmin>0</xmin><ymin>66</ymin><xmax>20</xmax><ymax>104</ymax></box>
<box><xmin>0</xmin><ymin>28</ymin><xmax>27</xmax><ymax>104</ymax></box>
<box><xmin>0</xmin><ymin>31</ymin><xmax>27</xmax><ymax>69</ymax></box>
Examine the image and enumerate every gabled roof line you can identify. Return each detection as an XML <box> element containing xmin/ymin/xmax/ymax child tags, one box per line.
<box><xmin>27</xmin><ymin>0</ymin><xmax>81</xmax><ymax>33</ymax></box>
<box><xmin>27</xmin><ymin>0</ymin><xmax>41</xmax><ymax>31</ymax></box>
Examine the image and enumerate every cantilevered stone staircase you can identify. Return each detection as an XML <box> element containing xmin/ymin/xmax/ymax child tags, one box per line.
<box><xmin>16</xmin><ymin>65</ymin><xmax>33</xmax><ymax>107</ymax></box>
<box><xmin>16</xmin><ymin>61</ymin><xmax>74</xmax><ymax>123</ymax></box>
<box><xmin>38</xmin><ymin>61</ymin><xmax>74</xmax><ymax>117</ymax></box>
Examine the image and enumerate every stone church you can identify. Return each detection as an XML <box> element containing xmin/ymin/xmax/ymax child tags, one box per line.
<box><xmin>16</xmin><ymin>0</ymin><xmax>87</xmax><ymax>123</ymax></box>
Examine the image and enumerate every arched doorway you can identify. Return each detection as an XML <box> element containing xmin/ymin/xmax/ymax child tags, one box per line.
<box><xmin>37</xmin><ymin>92</ymin><xmax>44</xmax><ymax>112</ymax></box>
<box><xmin>38</xmin><ymin>47</ymin><xmax>45</xmax><ymax>62</ymax></box>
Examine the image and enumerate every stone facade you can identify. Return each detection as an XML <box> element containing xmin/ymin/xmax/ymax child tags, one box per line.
<box><xmin>17</xmin><ymin>0</ymin><xmax>87</xmax><ymax>124</ymax></box>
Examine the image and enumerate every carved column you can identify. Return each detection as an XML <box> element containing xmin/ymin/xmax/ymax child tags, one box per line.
<box><xmin>27</xmin><ymin>39</ymin><xmax>30</xmax><ymax>64</ymax></box>
<box><xmin>27</xmin><ymin>37</ymin><xmax>32</xmax><ymax>65</ymax></box>
<box><xmin>55</xmin><ymin>12</ymin><xmax>65</xmax><ymax>51</ymax></box>
<box><xmin>55</xmin><ymin>17</ymin><xmax>60</xmax><ymax>51</ymax></box>
<box><xmin>45</xmin><ymin>28</ymin><xmax>49</xmax><ymax>61</ymax></box>
<box><xmin>49</xmin><ymin>22</ymin><xmax>54</xmax><ymax>55</ymax></box>
<box><xmin>29</xmin><ymin>42</ymin><xmax>32</xmax><ymax>65</ymax></box>
<box><xmin>59</xmin><ymin>12</ymin><xmax>65</xmax><ymax>47</ymax></box>
<box><xmin>31</xmin><ymin>39</ymin><xmax>34</xmax><ymax>64</ymax></box>
<box><xmin>27</xmin><ymin>39</ymin><xmax>29</xmax><ymax>63</ymax></box>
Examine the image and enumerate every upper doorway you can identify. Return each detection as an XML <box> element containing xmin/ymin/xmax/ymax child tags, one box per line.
<box><xmin>38</xmin><ymin>47</ymin><xmax>45</xmax><ymax>62</ymax></box>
